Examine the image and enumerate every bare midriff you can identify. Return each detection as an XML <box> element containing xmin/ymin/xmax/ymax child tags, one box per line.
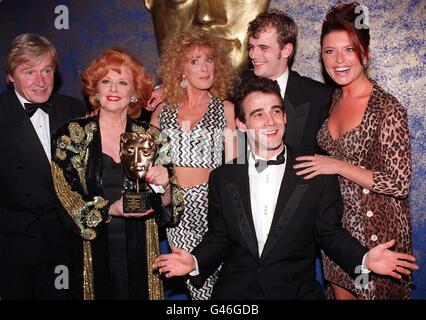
<box><xmin>174</xmin><ymin>167</ymin><xmax>213</xmax><ymax>188</ymax></box>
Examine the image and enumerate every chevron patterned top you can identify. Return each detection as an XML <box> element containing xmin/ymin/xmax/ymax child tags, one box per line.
<box><xmin>159</xmin><ymin>96</ymin><xmax>226</xmax><ymax>168</ymax></box>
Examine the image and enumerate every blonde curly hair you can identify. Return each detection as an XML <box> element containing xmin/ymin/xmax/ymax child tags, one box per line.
<box><xmin>159</xmin><ymin>27</ymin><xmax>239</xmax><ymax>106</ymax></box>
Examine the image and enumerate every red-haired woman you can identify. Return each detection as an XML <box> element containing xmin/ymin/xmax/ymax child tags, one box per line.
<box><xmin>51</xmin><ymin>49</ymin><xmax>183</xmax><ymax>300</ymax></box>
<box><xmin>294</xmin><ymin>3</ymin><xmax>413</xmax><ymax>299</ymax></box>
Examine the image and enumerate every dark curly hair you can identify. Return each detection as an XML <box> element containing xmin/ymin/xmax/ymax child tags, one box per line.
<box><xmin>248</xmin><ymin>9</ymin><xmax>298</xmax><ymax>54</ymax></box>
<box><xmin>234</xmin><ymin>77</ymin><xmax>283</xmax><ymax>123</ymax></box>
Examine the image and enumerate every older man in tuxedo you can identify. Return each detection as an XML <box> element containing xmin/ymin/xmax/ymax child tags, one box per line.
<box><xmin>0</xmin><ymin>34</ymin><xmax>86</xmax><ymax>299</ymax></box>
<box><xmin>153</xmin><ymin>77</ymin><xmax>417</xmax><ymax>299</ymax></box>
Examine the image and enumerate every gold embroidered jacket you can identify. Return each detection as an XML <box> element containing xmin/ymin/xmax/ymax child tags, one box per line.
<box><xmin>51</xmin><ymin>116</ymin><xmax>183</xmax><ymax>299</ymax></box>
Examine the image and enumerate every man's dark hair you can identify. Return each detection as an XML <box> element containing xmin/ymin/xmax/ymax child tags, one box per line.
<box><xmin>234</xmin><ymin>77</ymin><xmax>283</xmax><ymax>123</ymax></box>
<box><xmin>248</xmin><ymin>9</ymin><xmax>298</xmax><ymax>51</ymax></box>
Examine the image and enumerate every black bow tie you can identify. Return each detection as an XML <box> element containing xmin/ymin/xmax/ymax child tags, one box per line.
<box><xmin>254</xmin><ymin>147</ymin><xmax>286</xmax><ymax>173</ymax></box>
<box><xmin>24</xmin><ymin>102</ymin><xmax>52</xmax><ymax>117</ymax></box>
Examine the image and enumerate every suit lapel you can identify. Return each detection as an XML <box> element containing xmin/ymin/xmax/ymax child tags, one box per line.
<box><xmin>49</xmin><ymin>94</ymin><xmax>59</xmax><ymax>136</ymax></box>
<box><xmin>226</xmin><ymin>162</ymin><xmax>259</xmax><ymax>260</ymax></box>
<box><xmin>284</xmin><ymin>71</ymin><xmax>306</xmax><ymax>108</ymax></box>
<box><xmin>260</xmin><ymin>149</ymin><xmax>309</xmax><ymax>261</ymax></box>
<box><xmin>5</xmin><ymin>91</ymin><xmax>53</xmax><ymax>190</ymax></box>
<box><xmin>284</xmin><ymin>71</ymin><xmax>311</xmax><ymax>151</ymax></box>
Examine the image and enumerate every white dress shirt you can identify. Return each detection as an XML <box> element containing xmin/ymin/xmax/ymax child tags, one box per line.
<box><xmin>248</xmin><ymin>145</ymin><xmax>287</xmax><ymax>256</ymax></box>
<box><xmin>16</xmin><ymin>90</ymin><xmax>51</xmax><ymax>161</ymax></box>
<box><xmin>189</xmin><ymin>145</ymin><xmax>287</xmax><ymax>275</ymax></box>
<box><xmin>189</xmin><ymin>144</ymin><xmax>370</xmax><ymax>274</ymax></box>
<box><xmin>275</xmin><ymin>68</ymin><xmax>289</xmax><ymax>99</ymax></box>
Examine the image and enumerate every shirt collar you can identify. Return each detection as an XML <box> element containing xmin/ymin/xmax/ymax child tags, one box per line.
<box><xmin>15</xmin><ymin>90</ymin><xmax>31</xmax><ymax>110</ymax></box>
<box><xmin>248</xmin><ymin>143</ymin><xmax>286</xmax><ymax>162</ymax></box>
<box><xmin>275</xmin><ymin>68</ymin><xmax>289</xmax><ymax>97</ymax></box>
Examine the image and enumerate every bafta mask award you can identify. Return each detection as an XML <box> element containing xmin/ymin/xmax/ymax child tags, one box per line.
<box><xmin>120</xmin><ymin>132</ymin><xmax>162</xmax><ymax>213</ymax></box>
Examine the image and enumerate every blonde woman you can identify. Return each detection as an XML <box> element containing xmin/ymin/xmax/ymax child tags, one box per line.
<box><xmin>151</xmin><ymin>27</ymin><xmax>238</xmax><ymax>300</ymax></box>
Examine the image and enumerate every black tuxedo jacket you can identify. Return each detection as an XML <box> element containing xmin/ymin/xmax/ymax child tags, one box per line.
<box><xmin>0</xmin><ymin>89</ymin><xmax>85</xmax><ymax>266</ymax></box>
<box><xmin>235</xmin><ymin>70</ymin><xmax>333</xmax><ymax>156</ymax></box>
<box><xmin>191</xmin><ymin>149</ymin><xmax>367</xmax><ymax>299</ymax></box>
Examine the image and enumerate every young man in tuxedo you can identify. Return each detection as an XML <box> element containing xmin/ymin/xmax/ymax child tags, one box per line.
<box><xmin>153</xmin><ymin>77</ymin><xmax>417</xmax><ymax>299</ymax></box>
<box><xmin>239</xmin><ymin>10</ymin><xmax>334</xmax><ymax>288</ymax></box>
<box><xmin>240</xmin><ymin>9</ymin><xmax>333</xmax><ymax>156</ymax></box>
<box><xmin>0</xmin><ymin>34</ymin><xmax>86</xmax><ymax>299</ymax></box>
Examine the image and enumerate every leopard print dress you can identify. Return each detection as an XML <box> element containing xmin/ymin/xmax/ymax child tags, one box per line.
<box><xmin>317</xmin><ymin>80</ymin><xmax>413</xmax><ymax>299</ymax></box>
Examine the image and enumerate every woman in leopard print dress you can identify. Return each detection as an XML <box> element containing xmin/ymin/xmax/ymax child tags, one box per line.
<box><xmin>294</xmin><ymin>2</ymin><xmax>413</xmax><ymax>299</ymax></box>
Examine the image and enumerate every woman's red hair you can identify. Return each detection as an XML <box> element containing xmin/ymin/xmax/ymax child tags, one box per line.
<box><xmin>321</xmin><ymin>2</ymin><xmax>370</xmax><ymax>66</ymax></box>
<box><xmin>81</xmin><ymin>48</ymin><xmax>153</xmax><ymax>119</ymax></box>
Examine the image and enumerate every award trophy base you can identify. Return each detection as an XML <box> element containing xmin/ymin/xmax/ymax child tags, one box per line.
<box><xmin>123</xmin><ymin>189</ymin><xmax>163</xmax><ymax>214</ymax></box>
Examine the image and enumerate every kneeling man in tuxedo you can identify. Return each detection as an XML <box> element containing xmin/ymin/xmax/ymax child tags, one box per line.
<box><xmin>153</xmin><ymin>77</ymin><xmax>417</xmax><ymax>299</ymax></box>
